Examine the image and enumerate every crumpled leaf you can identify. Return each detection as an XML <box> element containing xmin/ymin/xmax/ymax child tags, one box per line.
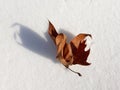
<box><xmin>48</xmin><ymin>21</ymin><xmax>92</xmax><ymax>76</ymax></box>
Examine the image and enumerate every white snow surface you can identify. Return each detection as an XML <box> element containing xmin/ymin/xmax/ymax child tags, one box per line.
<box><xmin>0</xmin><ymin>0</ymin><xmax>120</xmax><ymax>90</ymax></box>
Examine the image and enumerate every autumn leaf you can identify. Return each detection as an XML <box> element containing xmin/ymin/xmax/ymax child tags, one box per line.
<box><xmin>70</xmin><ymin>34</ymin><xmax>92</xmax><ymax>65</ymax></box>
<box><xmin>48</xmin><ymin>21</ymin><xmax>92</xmax><ymax>76</ymax></box>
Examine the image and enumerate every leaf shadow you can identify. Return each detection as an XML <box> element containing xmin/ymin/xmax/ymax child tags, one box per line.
<box><xmin>12</xmin><ymin>23</ymin><xmax>57</xmax><ymax>63</ymax></box>
<box><xmin>12</xmin><ymin>23</ymin><xmax>75</xmax><ymax>63</ymax></box>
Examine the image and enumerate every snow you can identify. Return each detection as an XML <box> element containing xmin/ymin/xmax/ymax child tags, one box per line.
<box><xmin>0</xmin><ymin>0</ymin><xmax>120</xmax><ymax>90</ymax></box>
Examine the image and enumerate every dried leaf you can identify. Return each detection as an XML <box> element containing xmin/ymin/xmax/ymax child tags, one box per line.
<box><xmin>70</xmin><ymin>34</ymin><xmax>92</xmax><ymax>65</ymax></box>
<box><xmin>48</xmin><ymin>21</ymin><xmax>92</xmax><ymax>76</ymax></box>
<box><xmin>48</xmin><ymin>21</ymin><xmax>58</xmax><ymax>43</ymax></box>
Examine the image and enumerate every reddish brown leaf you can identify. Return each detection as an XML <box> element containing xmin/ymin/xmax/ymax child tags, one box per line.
<box><xmin>70</xmin><ymin>34</ymin><xmax>92</xmax><ymax>65</ymax></box>
<box><xmin>48</xmin><ymin>21</ymin><xmax>92</xmax><ymax>76</ymax></box>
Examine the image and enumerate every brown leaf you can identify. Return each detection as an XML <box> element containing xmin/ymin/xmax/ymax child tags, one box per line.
<box><xmin>48</xmin><ymin>21</ymin><xmax>92</xmax><ymax>76</ymax></box>
<box><xmin>70</xmin><ymin>34</ymin><xmax>92</xmax><ymax>65</ymax></box>
<box><xmin>48</xmin><ymin>21</ymin><xmax>58</xmax><ymax>43</ymax></box>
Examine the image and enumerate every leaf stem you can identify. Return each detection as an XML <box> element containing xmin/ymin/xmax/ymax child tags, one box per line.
<box><xmin>68</xmin><ymin>67</ymin><xmax>82</xmax><ymax>77</ymax></box>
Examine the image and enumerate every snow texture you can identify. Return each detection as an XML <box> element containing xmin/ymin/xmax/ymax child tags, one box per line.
<box><xmin>0</xmin><ymin>0</ymin><xmax>120</xmax><ymax>90</ymax></box>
